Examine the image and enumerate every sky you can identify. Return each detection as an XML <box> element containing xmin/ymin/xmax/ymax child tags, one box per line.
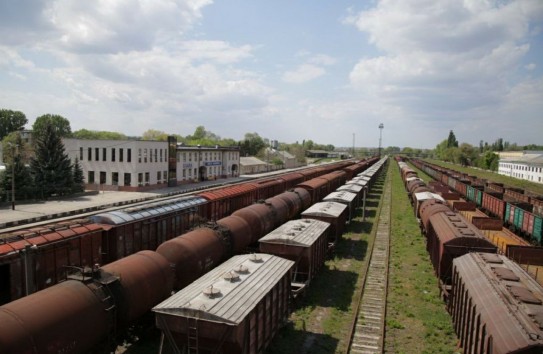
<box><xmin>0</xmin><ymin>0</ymin><xmax>542</xmax><ymax>149</ymax></box>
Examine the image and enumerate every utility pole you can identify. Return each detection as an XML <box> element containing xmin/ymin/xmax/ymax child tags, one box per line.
<box><xmin>8</xmin><ymin>142</ymin><xmax>18</xmax><ymax>210</ymax></box>
<box><xmin>378</xmin><ymin>123</ymin><xmax>384</xmax><ymax>158</ymax></box>
<box><xmin>352</xmin><ymin>133</ymin><xmax>355</xmax><ymax>159</ymax></box>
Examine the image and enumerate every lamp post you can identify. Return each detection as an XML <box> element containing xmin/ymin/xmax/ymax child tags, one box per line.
<box><xmin>378</xmin><ymin>123</ymin><xmax>384</xmax><ymax>158</ymax></box>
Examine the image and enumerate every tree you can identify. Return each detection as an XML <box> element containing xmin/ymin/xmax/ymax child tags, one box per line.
<box><xmin>73</xmin><ymin>129</ymin><xmax>127</xmax><ymax>140</ymax></box>
<box><xmin>142</xmin><ymin>129</ymin><xmax>168</xmax><ymax>141</ymax></box>
<box><xmin>477</xmin><ymin>151</ymin><xmax>499</xmax><ymax>171</ymax></box>
<box><xmin>72</xmin><ymin>157</ymin><xmax>85</xmax><ymax>193</ymax></box>
<box><xmin>239</xmin><ymin>132</ymin><xmax>266</xmax><ymax>156</ymax></box>
<box><xmin>2</xmin><ymin>131</ymin><xmax>31</xmax><ymax>165</ymax></box>
<box><xmin>447</xmin><ymin>130</ymin><xmax>458</xmax><ymax>148</ymax></box>
<box><xmin>1</xmin><ymin>150</ymin><xmax>34</xmax><ymax>201</ymax></box>
<box><xmin>457</xmin><ymin>143</ymin><xmax>477</xmax><ymax>166</ymax></box>
<box><xmin>30</xmin><ymin>124</ymin><xmax>73</xmax><ymax>198</ymax></box>
<box><xmin>32</xmin><ymin>114</ymin><xmax>72</xmax><ymax>143</ymax></box>
<box><xmin>0</xmin><ymin>109</ymin><xmax>27</xmax><ymax>140</ymax></box>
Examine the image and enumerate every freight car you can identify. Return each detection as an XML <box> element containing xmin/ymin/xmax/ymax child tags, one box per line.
<box><xmin>0</xmin><ymin>157</ymin><xmax>388</xmax><ymax>354</ymax></box>
<box><xmin>449</xmin><ymin>253</ymin><xmax>543</xmax><ymax>353</ymax></box>
<box><xmin>411</xmin><ymin>158</ymin><xmax>543</xmax><ymax>244</ymax></box>
<box><xmin>0</xmin><ymin>160</ymin><xmax>367</xmax><ymax>305</ymax></box>
<box><xmin>153</xmin><ymin>253</ymin><xmax>294</xmax><ymax>354</ymax></box>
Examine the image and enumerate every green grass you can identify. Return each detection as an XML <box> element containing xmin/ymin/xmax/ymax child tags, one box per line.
<box><xmin>385</xmin><ymin>161</ymin><xmax>460</xmax><ymax>354</ymax></box>
<box><xmin>425</xmin><ymin>159</ymin><xmax>543</xmax><ymax>196</ymax></box>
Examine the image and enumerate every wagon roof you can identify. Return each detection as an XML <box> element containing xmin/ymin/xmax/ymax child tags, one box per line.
<box><xmin>259</xmin><ymin>219</ymin><xmax>330</xmax><ymax>247</ymax></box>
<box><xmin>323</xmin><ymin>191</ymin><xmax>357</xmax><ymax>203</ymax></box>
<box><xmin>301</xmin><ymin>202</ymin><xmax>347</xmax><ymax>218</ymax></box>
<box><xmin>91</xmin><ymin>196</ymin><xmax>207</xmax><ymax>225</ymax></box>
<box><xmin>453</xmin><ymin>253</ymin><xmax>543</xmax><ymax>351</ymax></box>
<box><xmin>337</xmin><ymin>184</ymin><xmax>363</xmax><ymax>193</ymax></box>
<box><xmin>153</xmin><ymin>254</ymin><xmax>293</xmax><ymax>325</ymax></box>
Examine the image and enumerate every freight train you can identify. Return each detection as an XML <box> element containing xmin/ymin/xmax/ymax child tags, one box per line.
<box><xmin>397</xmin><ymin>158</ymin><xmax>543</xmax><ymax>353</ymax></box>
<box><xmin>409</xmin><ymin>158</ymin><xmax>543</xmax><ymax>244</ymax></box>
<box><xmin>0</xmin><ymin>158</ymin><xmax>379</xmax><ymax>305</ymax></box>
<box><xmin>0</xmin><ymin>157</ymin><xmax>388</xmax><ymax>354</ymax></box>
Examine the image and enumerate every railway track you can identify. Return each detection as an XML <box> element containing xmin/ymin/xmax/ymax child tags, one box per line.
<box><xmin>348</xmin><ymin>169</ymin><xmax>391</xmax><ymax>354</ymax></box>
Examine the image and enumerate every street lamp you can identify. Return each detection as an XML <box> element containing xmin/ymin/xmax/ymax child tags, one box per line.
<box><xmin>378</xmin><ymin>123</ymin><xmax>384</xmax><ymax>158</ymax></box>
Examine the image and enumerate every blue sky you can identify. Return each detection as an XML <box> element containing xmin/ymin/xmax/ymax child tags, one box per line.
<box><xmin>0</xmin><ymin>0</ymin><xmax>542</xmax><ymax>149</ymax></box>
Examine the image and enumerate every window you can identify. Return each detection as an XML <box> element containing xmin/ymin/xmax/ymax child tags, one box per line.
<box><xmin>120</xmin><ymin>148</ymin><xmax>124</xmax><ymax>162</ymax></box>
<box><xmin>157</xmin><ymin>171</ymin><xmax>161</xmax><ymax>182</ymax></box>
<box><xmin>100</xmin><ymin>171</ymin><xmax>106</xmax><ymax>184</ymax></box>
<box><xmin>144</xmin><ymin>149</ymin><xmax>148</xmax><ymax>163</ymax></box>
<box><xmin>145</xmin><ymin>172</ymin><xmax>150</xmax><ymax>185</ymax></box>
<box><xmin>155</xmin><ymin>149</ymin><xmax>158</xmax><ymax>162</ymax></box>
<box><xmin>183</xmin><ymin>169</ymin><xmax>186</xmax><ymax>177</ymax></box>
<box><xmin>88</xmin><ymin>148</ymin><xmax>92</xmax><ymax>161</ymax></box>
<box><xmin>138</xmin><ymin>173</ymin><xmax>143</xmax><ymax>186</ymax></box>
<box><xmin>79</xmin><ymin>147</ymin><xmax>83</xmax><ymax>160</ymax></box>
<box><xmin>88</xmin><ymin>171</ymin><xmax>95</xmax><ymax>184</ymax></box>
<box><xmin>164</xmin><ymin>171</ymin><xmax>167</xmax><ymax>180</ymax></box>
<box><xmin>124</xmin><ymin>173</ymin><xmax>131</xmax><ymax>186</ymax></box>
<box><xmin>160</xmin><ymin>149</ymin><xmax>163</xmax><ymax>162</ymax></box>
<box><xmin>127</xmin><ymin>149</ymin><xmax>131</xmax><ymax>162</ymax></box>
<box><xmin>102</xmin><ymin>148</ymin><xmax>106</xmax><ymax>161</ymax></box>
<box><xmin>150</xmin><ymin>149</ymin><xmax>153</xmax><ymax>163</ymax></box>
<box><xmin>112</xmin><ymin>172</ymin><xmax>118</xmax><ymax>185</ymax></box>
<box><xmin>95</xmin><ymin>148</ymin><xmax>99</xmax><ymax>161</ymax></box>
<box><xmin>138</xmin><ymin>149</ymin><xmax>142</xmax><ymax>163</ymax></box>
<box><xmin>112</xmin><ymin>148</ymin><xmax>116</xmax><ymax>162</ymax></box>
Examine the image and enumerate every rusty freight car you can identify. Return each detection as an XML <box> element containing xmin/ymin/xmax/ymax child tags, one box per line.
<box><xmin>449</xmin><ymin>253</ymin><xmax>543</xmax><ymax>353</ymax></box>
<box><xmin>259</xmin><ymin>219</ymin><xmax>330</xmax><ymax>294</ymax></box>
<box><xmin>153</xmin><ymin>253</ymin><xmax>294</xmax><ymax>354</ymax></box>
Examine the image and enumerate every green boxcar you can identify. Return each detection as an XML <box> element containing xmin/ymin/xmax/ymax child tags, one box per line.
<box><xmin>534</xmin><ymin>216</ymin><xmax>543</xmax><ymax>244</ymax></box>
<box><xmin>476</xmin><ymin>189</ymin><xmax>483</xmax><ymax>207</ymax></box>
<box><xmin>466</xmin><ymin>186</ymin><xmax>474</xmax><ymax>202</ymax></box>
<box><xmin>514</xmin><ymin>207</ymin><xmax>524</xmax><ymax>230</ymax></box>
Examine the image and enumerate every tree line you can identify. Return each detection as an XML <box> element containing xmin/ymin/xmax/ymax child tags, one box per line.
<box><xmin>433</xmin><ymin>130</ymin><xmax>543</xmax><ymax>171</ymax></box>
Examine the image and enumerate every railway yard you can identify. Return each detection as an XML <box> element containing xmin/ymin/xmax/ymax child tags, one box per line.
<box><xmin>1</xmin><ymin>156</ymin><xmax>543</xmax><ymax>353</ymax></box>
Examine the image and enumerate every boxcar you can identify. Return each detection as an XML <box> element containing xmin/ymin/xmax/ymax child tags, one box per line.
<box><xmin>0</xmin><ymin>220</ymin><xmax>103</xmax><ymax>304</ymax></box>
<box><xmin>91</xmin><ymin>196</ymin><xmax>208</xmax><ymax>263</ymax></box>
<box><xmin>259</xmin><ymin>219</ymin><xmax>329</xmax><ymax>290</ymax></box>
<box><xmin>449</xmin><ymin>253</ymin><xmax>543</xmax><ymax>354</ymax></box>
<box><xmin>301</xmin><ymin>202</ymin><xmax>347</xmax><ymax>246</ymax></box>
<box><xmin>153</xmin><ymin>254</ymin><xmax>294</xmax><ymax>354</ymax></box>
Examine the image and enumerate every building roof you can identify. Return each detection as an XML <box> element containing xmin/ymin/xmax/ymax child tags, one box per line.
<box><xmin>500</xmin><ymin>153</ymin><xmax>543</xmax><ymax>165</ymax></box>
<box><xmin>240</xmin><ymin>156</ymin><xmax>267</xmax><ymax>166</ymax></box>
<box><xmin>274</xmin><ymin>150</ymin><xmax>295</xmax><ymax>159</ymax></box>
<box><xmin>152</xmin><ymin>253</ymin><xmax>294</xmax><ymax>324</ymax></box>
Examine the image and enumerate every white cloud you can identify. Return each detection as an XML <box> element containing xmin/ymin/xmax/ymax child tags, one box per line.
<box><xmin>282</xmin><ymin>64</ymin><xmax>325</xmax><ymax>83</ymax></box>
<box><xmin>347</xmin><ymin>0</ymin><xmax>541</xmax><ymax>124</ymax></box>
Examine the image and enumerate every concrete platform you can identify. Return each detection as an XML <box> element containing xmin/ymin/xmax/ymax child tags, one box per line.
<box><xmin>0</xmin><ymin>177</ymin><xmax>249</xmax><ymax>229</ymax></box>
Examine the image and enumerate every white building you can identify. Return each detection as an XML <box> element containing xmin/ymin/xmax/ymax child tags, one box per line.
<box><xmin>498</xmin><ymin>151</ymin><xmax>543</xmax><ymax>184</ymax></box>
<box><xmin>63</xmin><ymin>138</ymin><xmax>240</xmax><ymax>191</ymax></box>
<box><xmin>175</xmin><ymin>144</ymin><xmax>240</xmax><ymax>183</ymax></box>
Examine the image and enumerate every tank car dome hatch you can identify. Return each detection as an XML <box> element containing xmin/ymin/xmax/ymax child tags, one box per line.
<box><xmin>223</xmin><ymin>271</ymin><xmax>240</xmax><ymax>282</ymax></box>
<box><xmin>234</xmin><ymin>264</ymin><xmax>249</xmax><ymax>274</ymax></box>
<box><xmin>203</xmin><ymin>285</ymin><xmax>221</xmax><ymax>298</ymax></box>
